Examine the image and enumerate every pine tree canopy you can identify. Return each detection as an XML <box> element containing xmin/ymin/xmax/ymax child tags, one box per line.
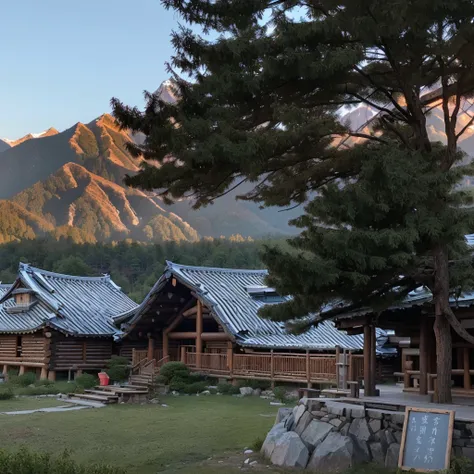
<box><xmin>111</xmin><ymin>0</ymin><xmax>474</xmax><ymax>325</ymax></box>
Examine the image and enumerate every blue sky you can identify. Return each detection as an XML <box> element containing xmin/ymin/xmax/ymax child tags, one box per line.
<box><xmin>1</xmin><ymin>0</ymin><xmax>181</xmax><ymax>139</ymax></box>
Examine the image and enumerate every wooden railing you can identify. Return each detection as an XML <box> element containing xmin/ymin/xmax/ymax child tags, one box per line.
<box><xmin>137</xmin><ymin>349</ymin><xmax>362</xmax><ymax>384</ymax></box>
<box><xmin>132</xmin><ymin>349</ymin><xmax>163</xmax><ymax>367</ymax></box>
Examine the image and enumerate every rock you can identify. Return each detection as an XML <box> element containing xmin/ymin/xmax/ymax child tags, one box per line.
<box><xmin>294</xmin><ymin>411</ymin><xmax>312</xmax><ymax>436</ymax></box>
<box><xmin>244</xmin><ymin>449</ymin><xmax>253</xmax><ymax>455</ymax></box>
<box><xmin>293</xmin><ymin>404</ymin><xmax>306</xmax><ymax>426</ymax></box>
<box><xmin>340</xmin><ymin>423</ymin><xmax>350</xmax><ymax>436</ymax></box>
<box><xmin>367</xmin><ymin>409</ymin><xmax>384</xmax><ymax>419</ymax></box>
<box><xmin>453</xmin><ymin>429</ymin><xmax>462</xmax><ymax>439</ymax></box>
<box><xmin>240</xmin><ymin>387</ymin><xmax>254</xmax><ymax>396</ymax></box>
<box><xmin>261</xmin><ymin>422</ymin><xmax>287</xmax><ymax>458</ymax></box>
<box><xmin>285</xmin><ymin>413</ymin><xmax>295</xmax><ymax>431</ymax></box>
<box><xmin>349</xmin><ymin>406</ymin><xmax>365</xmax><ymax>418</ymax></box>
<box><xmin>149</xmin><ymin>398</ymin><xmax>160</xmax><ymax>404</ymax></box>
<box><xmin>381</xmin><ymin>429</ymin><xmax>396</xmax><ymax>446</ymax></box>
<box><xmin>467</xmin><ymin>423</ymin><xmax>474</xmax><ymax>436</ymax></box>
<box><xmin>352</xmin><ymin>439</ymin><xmax>371</xmax><ymax>463</ymax></box>
<box><xmin>393</xmin><ymin>431</ymin><xmax>402</xmax><ymax>444</ymax></box>
<box><xmin>328</xmin><ymin>404</ymin><xmax>345</xmax><ymax>416</ymax></box>
<box><xmin>369</xmin><ymin>419</ymin><xmax>382</xmax><ymax>434</ymax></box>
<box><xmin>301</xmin><ymin>420</ymin><xmax>333</xmax><ymax>450</ymax></box>
<box><xmin>199</xmin><ymin>390</ymin><xmax>211</xmax><ymax>396</ymax></box>
<box><xmin>308</xmin><ymin>432</ymin><xmax>355</xmax><ymax>472</ymax></box>
<box><xmin>244</xmin><ymin>458</ymin><xmax>250</xmax><ymax>464</ymax></box>
<box><xmin>311</xmin><ymin>410</ymin><xmax>326</xmax><ymax>418</ymax></box>
<box><xmin>299</xmin><ymin>396</ymin><xmax>308</xmax><ymax>406</ymax></box>
<box><xmin>275</xmin><ymin>407</ymin><xmax>292</xmax><ymax>425</ymax></box>
<box><xmin>161</xmin><ymin>404</ymin><xmax>168</xmax><ymax>407</ymax></box>
<box><xmin>250</xmin><ymin>460</ymin><xmax>258</xmax><ymax>466</ymax></box>
<box><xmin>270</xmin><ymin>432</ymin><xmax>309</xmax><ymax>468</ymax></box>
<box><xmin>171</xmin><ymin>391</ymin><xmax>179</xmax><ymax>396</ymax></box>
<box><xmin>369</xmin><ymin>442</ymin><xmax>387</xmax><ymax>465</ymax></box>
<box><xmin>385</xmin><ymin>443</ymin><xmax>400</xmax><ymax>468</ymax></box>
<box><xmin>349</xmin><ymin>418</ymin><xmax>371</xmax><ymax>441</ymax></box>
<box><xmin>261</xmin><ymin>390</ymin><xmax>274</xmax><ymax>398</ymax></box>
<box><xmin>307</xmin><ymin>399</ymin><xmax>323</xmax><ymax>412</ymax></box>
<box><xmin>391</xmin><ymin>412</ymin><xmax>405</xmax><ymax>426</ymax></box>
<box><xmin>270</xmin><ymin>401</ymin><xmax>285</xmax><ymax>406</ymax></box>
<box><xmin>320</xmin><ymin>416</ymin><xmax>330</xmax><ymax>422</ymax></box>
<box><xmin>330</xmin><ymin>418</ymin><xmax>343</xmax><ymax>429</ymax></box>
<box><xmin>253</xmin><ymin>388</ymin><xmax>262</xmax><ymax>397</ymax></box>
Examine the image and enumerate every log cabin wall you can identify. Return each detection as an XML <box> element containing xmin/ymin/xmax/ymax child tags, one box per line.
<box><xmin>50</xmin><ymin>333</ymin><xmax>113</xmax><ymax>371</ymax></box>
<box><xmin>0</xmin><ymin>333</ymin><xmax>48</xmax><ymax>363</ymax></box>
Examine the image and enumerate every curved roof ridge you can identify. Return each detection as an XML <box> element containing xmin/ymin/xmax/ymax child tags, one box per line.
<box><xmin>166</xmin><ymin>260</ymin><xmax>268</xmax><ymax>274</ymax></box>
<box><xmin>20</xmin><ymin>263</ymin><xmax>111</xmax><ymax>283</ymax></box>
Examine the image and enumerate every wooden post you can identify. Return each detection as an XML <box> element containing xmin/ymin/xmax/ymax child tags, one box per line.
<box><xmin>162</xmin><ymin>331</ymin><xmax>169</xmax><ymax>359</ymax></box>
<box><xmin>196</xmin><ymin>300</ymin><xmax>203</xmax><ymax>368</ymax></box>
<box><xmin>47</xmin><ymin>370</ymin><xmax>56</xmax><ymax>382</ymax></box>
<box><xmin>180</xmin><ymin>346</ymin><xmax>186</xmax><ymax>363</ymax></box>
<box><xmin>364</xmin><ymin>324</ymin><xmax>371</xmax><ymax>396</ymax></box>
<box><xmin>464</xmin><ymin>347</ymin><xmax>471</xmax><ymax>390</ymax></box>
<box><xmin>227</xmin><ymin>342</ymin><xmax>233</xmax><ymax>376</ymax></box>
<box><xmin>18</xmin><ymin>365</ymin><xmax>25</xmax><ymax>376</ymax></box>
<box><xmin>2</xmin><ymin>365</ymin><xmax>8</xmax><ymax>376</ymax></box>
<box><xmin>370</xmin><ymin>325</ymin><xmax>377</xmax><ymax>395</ymax></box>
<box><xmin>335</xmin><ymin>346</ymin><xmax>341</xmax><ymax>389</ymax></box>
<box><xmin>147</xmin><ymin>336</ymin><xmax>154</xmax><ymax>361</ymax></box>
<box><xmin>270</xmin><ymin>350</ymin><xmax>275</xmax><ymax>381</ymax></box>
<box><xmin>419</xmin><ymin>313</ymin><xmax>429</xmax><ymax>395</ymax></box>
<box><xmin>306</xmin><ymin>350</ymin><xmax>311</xmax><ymax>387</ymax></box>
<box><xmin>40</xmin><ymin>366</ymin><xmax>48</xmax><ymax>380</ymax></box>
<box><xmin>401</xmin><ymin>349</ymin><xmax>410</xmax><ymax>389</ymax></box>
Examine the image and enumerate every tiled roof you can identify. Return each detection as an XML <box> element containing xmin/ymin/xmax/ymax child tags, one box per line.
<box><xmin>128</xmin><ymin>261</ymin><xmax>392</xmax><ymax>353</ymax></box>
<box><xmin>0</xmin><ymin>264</ymin><xmax>138</xmax><ymax>337</ymax></box>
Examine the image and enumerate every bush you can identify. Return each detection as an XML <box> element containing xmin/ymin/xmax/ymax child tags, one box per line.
<box><xmin>238</xmin><ymin>379</ymin><xmax>271</xmax><ymax>390</ymax></box>
<box><xmin>159</xmin><ymin>362</ymin><xmax>190</xmax><ymax>384</ymax></box>
<box><xmin>217</xmin><ymin>382</ymin><xmax>240</xmax><ymax>395</ymax></box>
<box><xmin>37</xmin><ymin>379</ymin><xmax>54</xmax><ymax>387</ymax></box>
<box><xmin>168</xmin><ymin>376</ymin><xmax>189</xmax><ymax>393</ymax></box>
<box><xmin>107</xmin><ymin>355</ymin><xmax>129</xmax><ymax>367</ymax></box>
<box><xmin>106</xmin><ymin>356</ymin><xmax>129</xmax><ymax>383</ymax></box>
<box><xmin>182</xmin><ymin>381</ymin><xmax>208</xmax><ymax>394</ymax></box>
<box><xmin>16</xmin><ymin>372</ymin><xmax>37</xmax><ymax>387</ymax></box>
<box><xmin>0</xmin><ymin>447</ymin><xmax>125</xmax><ymax>473</ymax></box>
<box><xmin>273</xmin><ymin>386</ymin><xmax>288</xmax><ymax>403</ymax></box>
<box><xmin>251</xmin><ymin>436</ymin><xmax>264</xmax><ymax>452</ymax></box>
<box><xmin>75</xmin><ymin>374</ymin><xmax>97</xmax><ymax>389</ymax></box>
<box><xmin>0</xmin><ymin>389</ymin><xmax>14</xmax><ymax>400</ymax></box>
<box><xmin>154</xmin><ymin>375</ymin><xmax>167</xmax><ymax>385</ymax></box>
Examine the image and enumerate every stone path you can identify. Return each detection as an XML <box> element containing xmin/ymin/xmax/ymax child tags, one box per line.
<box><xmin>0</xmin><ymin>405</ymin><xmax>89</xmax><ymax>416</ymax></box>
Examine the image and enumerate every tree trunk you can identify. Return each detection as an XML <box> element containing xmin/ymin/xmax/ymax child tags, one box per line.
<box><xmin>433</xmin><ymin>244</ymin><xmax>452</xmax><ymax>404</ymax></box>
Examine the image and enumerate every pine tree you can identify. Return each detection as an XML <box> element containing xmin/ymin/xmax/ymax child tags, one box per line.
<box><xmin>112</xmin><ymin>0</ymin><xmax>474</xmax><ymax>402</ymax></box>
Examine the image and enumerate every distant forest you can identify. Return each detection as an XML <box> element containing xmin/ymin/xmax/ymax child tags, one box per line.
<box><xmin>0</xmin><ymin>236</ymin><xmax>273</xmax><ymax>302</ymax></box>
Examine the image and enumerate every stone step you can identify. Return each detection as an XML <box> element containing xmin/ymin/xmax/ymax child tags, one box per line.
<box><xmin>69</xmin><ymin>393</ymin><xmax>118</xmax><ymax>404</ymax></box>
<box><xmin>84</xmin><ymin>389</ymin><xmax>121</xmax><ymax>398</ymax></box>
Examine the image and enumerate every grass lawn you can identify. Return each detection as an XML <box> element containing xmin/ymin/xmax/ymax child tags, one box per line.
<box><xmin>0</xmin><ymin>395</ymin><xmax>280</xmax><ymax>473</ymax></box>
<box><xmin>0</xmin><ymin>396</ymin><xmax>66</xmax><ymax>412</ymax></box>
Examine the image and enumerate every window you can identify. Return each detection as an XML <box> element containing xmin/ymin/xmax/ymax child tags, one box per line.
<box><xmin>16</xmin><ymin>336</ymin><xmax>22</xmax><ymax>357</ymax></box>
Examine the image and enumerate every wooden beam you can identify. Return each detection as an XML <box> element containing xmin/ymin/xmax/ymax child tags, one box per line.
<box><xmin>201</xmin><ymin>333</ymin><xmax>230</xmax><ymax>342</ymax></box>
<box><xmin>464</xmin><ymin>347</ymin><xmax>471</xmax><ymax>390</ymax></box>
<box><xmin>336</xmin><ymin>316</ymin><xmax>369</xmax><ymax>329</ymax></box>
<box><xmin>147</xmin><ymin>336</ymin><xmax>154</xmax><ymax>361</ymax></box>
<box><xmin>183</xmin><ymin>305</ymin><xmax>198</xmax><ymax>317</ymax></box>
<box><xmin>196</xmin><ymin>300</ymin><xmax>203</xmax><ymax>368</ymax></box>
<box><xmin>227</xmin><ymin>342</ymin><xmax>233</xmax><ymax>376</ymax></box>
<box><xmin>40</xmin><ymin>366</ymin><xmax>48</xmax><ymax>380</ymax></box>
<box><xmin>419</xmin><ymin>313</ymin><xmax>429</xmax><ymax>395</ymax></box>
<box><xmin>306</xmin><ymin>350</ymin><xmax>310</xmax><ymax>386</ymax></box>
<box><xmin>162</xmin><ymin>332</ymin><xmax>169</xmax><ymax>359</ymax></box>
<box><xmin>345</xmin><ymin>327</ymin><xmax>364</xmax><ymax>336</ymax></box>
<box><xmin>335</xmin><ymin>346</ymin><xmax>341</xmax><ymax>389</ymax></box>
<box><xmin>164</xmin><ymin>312</ymin><xmax>185</xmax><ymax>335</ymax></box>
<box><xmin>370</xmin><ymin>325</ymin><xmax>376</xmax><ymax>395</ymax></box>
<box><xmin>168</xmin><ymin>332</ymin><xmax>197</xmax><ymax>340</ymax></box>
<box><xmin>363</xmin><ymin>324</ymin><xmax>371</xmax><ymax>396</ymax></box>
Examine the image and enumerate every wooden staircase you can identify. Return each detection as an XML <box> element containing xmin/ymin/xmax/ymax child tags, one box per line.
<box><xmin>68</xmin><ymin>384</ymin><xmax>149</xmax><ymax>405</ymax></box>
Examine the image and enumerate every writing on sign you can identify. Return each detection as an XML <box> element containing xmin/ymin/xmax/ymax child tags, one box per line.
<box><xmin>399</xmin><ymin>407</ymin><xmax>455</xmax><ymax>472</ymax></box>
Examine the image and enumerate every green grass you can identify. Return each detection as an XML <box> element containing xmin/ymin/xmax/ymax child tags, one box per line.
<box><xmin>0</xmin><ymin>396</ymin><xmax>279</xmax><ymax>474</ymax></box>
<box><xmin>0</xmin><ymin>397</ymin><xmax>66</xmax><ymax>412</ymax></box>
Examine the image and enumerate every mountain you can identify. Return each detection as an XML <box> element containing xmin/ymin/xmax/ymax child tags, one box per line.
<box><xmin>0</xmin><ymin>139</ymin><xmax>10</xmax><ymax>153</ymax></box>
<box><xmin>2</xmin><ymin>127</ymin><xmax>59</xmax><ymax>148</ymax></box>
<box><xmin>0</xmin><ymin>95</ymin><xmax>296</xmax><ymax>243</ymax></box>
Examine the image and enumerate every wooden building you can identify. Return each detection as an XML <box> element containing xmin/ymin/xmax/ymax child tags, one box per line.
<box><xmin>117</xmin><ymin>262</ymin><xmax>395</xmax><ymax>386</ymax></box>
<box><xmin>0</xmin><ymin>263</ymin><xmax>138</xmax><ymax>380</ymax></box>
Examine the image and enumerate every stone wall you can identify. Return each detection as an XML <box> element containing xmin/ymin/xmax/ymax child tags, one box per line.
<box><xmin>261</xmin><ymin>398</ymin><xmax>474</xmax><ymax>472</ymax></box>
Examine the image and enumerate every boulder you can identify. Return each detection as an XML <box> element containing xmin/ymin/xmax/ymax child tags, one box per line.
<box><xmin>285</xmin><ymin>413</ymin><xmax>296</xmax><ymax>431</ymax></box>
<box><xmin>381</xmin><ymin>429</ymin><xmax>397</xmax><ymax>446</ymax></box>
<box><xmin>349</xmin><ymin>418</ymin><xmax>371</xmax><ymax>441</ymax></box>
<box><xmin>349</xmin><ymin>405</ymin><xmax>366</xmax><ymax>418</ymax></box>
<box><xmin>385</xmin><ymin>443</ymin><xmax>400</xmax><ymax>468</ymax></box>
<box><xmin>240</xmin><ymin>387</ymin><xmax>254</xmax><ymax>396</ymax></box>
<box><xmin>262</xmin><ymin>422</ymin><xmax>287</xmax><ymax>458</ymax></box>
<box><xmin>369</xmin><ymin>442</ymin><xmax>387</xmax><ymax>465</ymax></box>
<box><xmin>275</xmin><ymin>407</ymin><xmax>292</xmax><ymax>425</ymax></box>
<box><xmin>301</xmin><ymin>420</ymin><xmax>333</xmax><ymax>450</ymax></box>
<box><xmin>252</xmin><ymin>388</ymin><xmax>262</xmax><ymax>397</ymax></box>
<box><xmin>369</xmin><ymin>419</ymin><xmax>382</xmax><ymax>434</ymax></box>
<box><xmin>294</xmin><ymin>410</ymin><xmax>312</xmax><ymax>436</ymax></box>
<box><xmin>462</xmin><ymin>447</ymin><xmax>474</xmax><ymax>462</ymax></box>
<box><xmin>330</xmin><ymin>418</ymin><xmax>343</xmax><ymax>429</ymax></box>
<box><xmin>308</xmin><ymin>432</ymin><xmax>355</xmax><ymax>472</ymax></box>
<box><xmin>293</xmin><ymin>404</ymin><xmax>306</xmax><ymax>426</ymax></box>
<box><xmin>270</xmin><ymin>432</ymin><xmax>309</xmax><ymax>468</ymax></box>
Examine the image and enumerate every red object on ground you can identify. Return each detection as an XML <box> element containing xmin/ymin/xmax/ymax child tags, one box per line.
<box><xmin>98</xmin><ymin>372</ymin><xmax>110</xmax><ymax>386</ymax></box>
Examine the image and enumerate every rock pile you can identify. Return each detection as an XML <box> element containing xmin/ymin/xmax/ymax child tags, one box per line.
<box><xmin>262</xmin><ymin>398</ymin><xmax>474</xmax><ymax>471</ymax></box>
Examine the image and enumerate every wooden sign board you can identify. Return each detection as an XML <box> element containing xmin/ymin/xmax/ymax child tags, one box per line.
<box><xmin>399</xmin><ymin>407</ymin><xmax>455</xmax><ymax>472</ymax></box>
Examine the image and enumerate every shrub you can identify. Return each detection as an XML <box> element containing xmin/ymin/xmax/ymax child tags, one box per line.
<box><xmin>106</xmin><ymin>356</ymin><xmax>129</xmax><ymax>383</ymax></box>
<box><xmin>154</xmin><ymin>375</ymin><xmax>167</xmax><ymax>385</ymax></box>
<box><xmin>168</xmin><ymin>376</ymin><xmax>189</xmax><ymax>393</ymax></box>
<box><xmin>0</xmin><ymin>447</ymin><xmax>125</xmax><ymax>473</ymax></box>
<box><xmin>75</xmin><ymin>373</ymin><xmax>97</xmax><ymax>389</ymax></box>
<box><xmin>159</xmin><ymin>362</ymin><xmax>190</xmax><ymax>384</ymax></box>
<box><xmin>37</xmin><ymin>379</ymin><xmax>54</xmax><ymax>387</ymax></box>
<box><xmin>0</xmin><ymin>389</ymin><xmax>14</xmax><ymax>400</ymax></box>
<box><xmin>273</xmin><ymin>386</ymin><xmax>288</xmax><ymax>403</ymax></box>
<box><xmin>16</xmin><ymin>372</ymin><xmax>37</xmax><ymax>387</ymax></box>
<box><xmin>217</xmin><ymin>382</ymin><xmax>240</xmax><ymax>395</ymax></box>
<box><xmin>183</xmin><ymin>381</ymin><xmax>208</xmax><ymax>394</ymax></box>
<box><xmin>107</xmin><ymin>355</ymin><xmax>129</xmax><ymax>367</ymax></box>
<box><xmin>251</xmin><ymin>436</ymin><xmax>264</xmax><ymax>452</ymax></box>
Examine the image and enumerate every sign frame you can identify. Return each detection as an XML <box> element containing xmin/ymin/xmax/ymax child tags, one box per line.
<box><xmin>398</xmin><ymin>406</ymin><xmax>455</xmax><ymax>472</ymax></box>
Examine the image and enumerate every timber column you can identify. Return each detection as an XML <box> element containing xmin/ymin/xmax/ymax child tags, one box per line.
<box><xmin>363</xmin><ymin>323</ymin><xmax>377</xmax><ymax>396</ymax></box>
<box><xmin>147</xmin><ymin>334</ymin><xmax>154</xmax><ymax>361</ymax></box>
<box><xmin>419</xmin><ymin>312</ymin><xmax>429</xmax><ymax>395</ymax></box>
<box><xmin>196</xmin><ymin>300</ymin><xmax>203</xmax><ymax>368</ymax></box>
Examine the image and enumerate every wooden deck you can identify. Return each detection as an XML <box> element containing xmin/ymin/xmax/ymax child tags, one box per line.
<box><xmin>131</xmin><ymin>349</ymin><xmax>366</xmax><ymax>385</ymax></box>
